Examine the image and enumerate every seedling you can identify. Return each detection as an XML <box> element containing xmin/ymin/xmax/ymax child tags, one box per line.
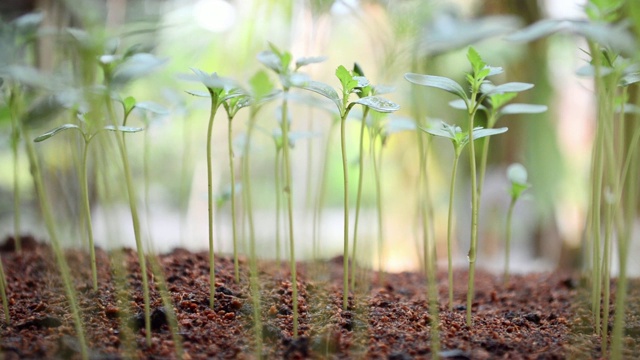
<box><xmin>300</xmin><ymin>64</ymin><xmax>400</xmax><ymax>310</ymax></box>
<box><xmin>406</xmin><ymin>47</ymin><xmax>535</xmax><ymax>325</ymax></box>
<box><xmin>258</xmin><ymin>42</ymin><xmax>326</xmax><ymax>337</ymax></box>
<box><xmin>187</xmin><ymin>69</ymin><xmax>244</xmax><ymax>306</ymax></box>
<box><xmin>421</xmin><ymin>121</ymin><xmax>507</xmax><ymax>309</ymax></box>
<box><xmin>504</xmin><ymin>163</ymin><xmax>531</xmax><ymax>284</ymax></box>
<box><xmin>34</xmin><ymin>115</ymin><xmax>143</xmax><ymax>290</ymax></box>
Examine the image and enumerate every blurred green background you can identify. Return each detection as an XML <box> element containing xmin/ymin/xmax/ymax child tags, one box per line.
<box><xmin>0</xmin><ymin>0</ymin><xmax>620</xmax><ymax>274</ymax></box>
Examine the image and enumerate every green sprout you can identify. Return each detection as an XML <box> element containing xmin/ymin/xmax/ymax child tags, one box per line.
<box><xmin>34</xmin><ymin>115</ymin><xmax>143</xmax><ymax>291</ymax></box>
<box><xmin>301</xmin><ymin>64</ymin><xmax>400</xmax><ymax>310</ymax></box>
<box><xmin>422</xmin><ymin>121</ymin><xmax>507</xmax><ymax>309</ymax></box>
<box><xmin>187</xmin><ymin>69</ymin><xmax>244</xmax><ymax>307</ymax></box>
<box><xmin>406</xmin><ymin>47</ymin><xmax>535</xmax><ymax>325</ymax></box>
<box><xmin>504</xmin><ymin>163</ymin><xmax>531</xmax><ymax>285</ymax></box>
<box><xmin>258</xmin><ymin>42</ymin><xmax>326</xmax><ymax>337</ymax></box>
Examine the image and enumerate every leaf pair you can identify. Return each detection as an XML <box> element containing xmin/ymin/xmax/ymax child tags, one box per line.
<box><xmin>421</xmin><ymin>121</ymin><xmax>508</xmax><ymax>154</ymax></box>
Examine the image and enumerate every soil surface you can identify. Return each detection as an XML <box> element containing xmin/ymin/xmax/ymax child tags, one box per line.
<box><xmin>0</xmin><ymin>235</ymin><xmax>637</xmax><ymax>359</ymax></box>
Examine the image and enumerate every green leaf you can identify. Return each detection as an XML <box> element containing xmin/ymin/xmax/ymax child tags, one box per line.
<box><xmin>499</xmin><ymin>104</ymin><xmax>547</xmax><ymax>115</ymax></box>
<box><xmin>249</xmin><ymin>70</ymin><xmax>274</xmax><ymax>100</ymax></box>
<box><xmin>467</xmin><ymin>47</ymin><xmax>486</xmax><ymax>75</ymax></box>
<box><xmin>295</xmin><ymin>56</ymin><xmax>327</xmax><ymax>69</ymax></box>
<box><xmin>472</xmin><ymin>127</ymin><xmax>508</xmax><ymax>140</ymax></box>
<box><xmin>123</xmin><ymin>96</ymin><xmax>136</xmax><ymax>113</ymax></box>
<box><xmin>488</xmin><ymin>93</ymin><xmax>517</xmax><ymax>110</ymax></box>
<box><xmin>620</xmin><ymin>73</ymin><xmax>640</xmax><ymax>87</ymax></box>
<box><xmin>481</xmin><ymin>82</ymin><xmax>534</xmax><ymax>95</ymax></box>
<box><xmin>336</xmin><ymin>65</ymin><xmax>358</xmax><ymax>93</ymax></box>
<box><xmin>34</xmin><ymin>124</ymin><xmax>81</xmax><ymax>142</ymax></box>
<box><xmin>404</xmin><ymin>73</ymin><xmax>467</xmax><ymax>101</ymax></box>
<box><xmin>505</xmin><ymin>19</ymin><xmax>564</xmax><ymax>42</ymax></box>
<box><xmin>134</xmin><ymin>101</ymin><xmax>169</xmax><ymax>115</ymax></box>
<box><xmin>257</xmin><ymin>51</ymin><xmax>282</xmax><ymax>73</ymax></box>
<box><xmin>103</xmin><ymin>125</ymin><xmax>144</xmax><ymax>133</ymax></box>
<box><xmin>353</xmin><ymin>96</ymin><xmax>400</xmax><ymax>113</ymax></box>
<box><xmin>299</xmin><ymin>80</ymin><xmax>342</xmax><ymax>111</ymax></box>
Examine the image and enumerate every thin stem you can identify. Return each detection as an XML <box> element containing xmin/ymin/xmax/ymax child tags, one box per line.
<box><xmin>243</xmin><ymin>110</ymin><xmax>263</xmax><ymax>356</ymax></box>
<box><xmin>80</xmin><ymin>140</ymin><xmax>98</xmax><ymax>290</ymax></box>
<box><xmin>9</xmin><ymin>89</ymin><xmax>22</xmax><ymax>253</ymax></box>
<box><xmin>281</xmin><ymin>90</ymin><xmax>298</xmax><ymax>338</ymax></box>
<box><xmin>0</xmin><ymin>258</ymin><xmax>8</xmax><ymax>324</ymax></box>
<box><xmin>504</xmin><ymin>197</ymin><xmax>516</xmax><ymax>285</ymax></box>
<box><xmin>275</xmin><ymin>148</ymin><xmax>282</xmax><ymax>269</ymax></box>
<box><xmin>106</xmin><ymin>95</ymin><xmax>151</xmax><ymax>345</ymax></box>
<box><xmin>446</xmin><ymin>150</ymin><xmax>461</xmax><ymax>309</ymax></box>
<box><xmin>228</xmin><ymin>115</ymin><xmax>240</xmax><ymax>283</ymax></box>
<box><xmin>466</xmin><ymin>105</ymin><xmax>479</xmax><ymax>327</ymax></box>
<box><xmin>206</xmin><ymin>96</ymin><xmax>220</xmax><ymax>309</ymax></box>
<box><xmin>372</xmin><ymin>136</ymin><xmax>384</xmax><ymax>285</ymax></box>
<box><xmin>24</xmin><ymin>127</ymin><xmax>87</xmax><ymax>359</ymax></box>
<box><xmin>351</xmin><ymin>107</ymin><xmax>369</xmax><ymax>290</ymax></box>
<box><xmin>340</xmin><ymin>108</ymin><xmax>351</xmax><ymax>310</ymax></box>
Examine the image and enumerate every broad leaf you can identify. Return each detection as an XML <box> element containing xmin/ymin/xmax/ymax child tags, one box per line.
<box><xmin>472</xmin><ymin>127</ymin><xmax>508</xmax><ymax>140</ymax></box>
<box><xmin>34</xmin><ymin>124</ymin><xmax>81</xmax><ymax>142</ymax></box>
<box><xmin>488</xmin><ymin>92</ymin><xmax>518</xmax><ymax>110</ymax></box>
<box><xmin>353</xmin><ymin>96</ymin><xmax>400</xmax><ymax>113</ymax></box>
<box><xmin>500</xmin><ymin>104</ymin><xmax>548</xmax><ymax>115</ymax></box>
<box><xmin>123</xmin><ymin>96</ymin><xmax>137</xmax><ymax>113</ymax></box>
<box><xmin>404</xmin><ymin>73</ymin><xmax>467</xmax><ymax>101</ymax></box>
<box><xmin>295</xmin><ymin>56</ymin><xmax>327</xmax><ymax>68</ymax></box>
<box><xmin>481</xmin><ymin>82</ymin><xmax>534</xmax><ymax>95</ymax></box>
<box><xmin>299</xmin><ymin>80</ymin><xmax>341</xmax><ymax>111</ymax></box>
<box><xmin>103</xmin><ymin>125</ymin><xmax>143</xmax><ymax>133</ymax></box>
<box><xmin>134</xmin><ymin>101</ymin><xmax>170</xmax><ymax>115</ymax></box>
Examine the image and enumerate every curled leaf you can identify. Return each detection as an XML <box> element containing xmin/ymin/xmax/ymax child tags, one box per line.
<box><xmin>34</xmin><ymin>124</ymin><xmax>81</xmax><ymax>142</ymax></box>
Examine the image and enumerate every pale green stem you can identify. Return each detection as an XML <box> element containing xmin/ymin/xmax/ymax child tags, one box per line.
<box><xmin>228</xmin><ymin>115</ymin><xmax>240</xmax><ymax>283</ymax></box>
<box><xmin>24</xmin><ymin>127</ymin><xmax>88</xmax><ymax>359</ymax></box>
<box><xmin>281</xmin><ymin>90</ymin><xmax>298</xmax><ymax>338</ymax></box>
<box><xmin>106</xmin><ymin>96</ymin><xmax>151</xmax><ymax>345</ymax></box>
<box><xmin>351</xmin><ymin>107</ymin><xmax>370</xmax><ymax>290</ymax></box>
<box><xmin>10</xmin><ymin>90</ymin><xmax>22</xmax><ymax>253</ymax></box>
<box><xmin>466</xmin><ymin>102</ymin><xmax>479</xmax><ymax>327</ymax></box>
<box><xmin>477</xmin><ymin>113</ymin><xmax>496</xmax><ymax>197</ymax></box>
<box><xmin>206</xmin><ymin>96</ymin><xmax>220</xmax><ymax>309</ymax></box>
<box><xmin>0</xmin><ymin>258</ymin><xmax>8</xmax><ymax>324</ymax></box>
<box><xmin>372</xmin><ymin>136</ymin><xmax>384</xmax><ymax>285</ymax></box>
<box><xmin>242</xmin><ymin>110</ymin><xmax>263</xmax><ymax>356</ymax></box>
<box><xmin>340</xmin><ymin>106</ymin><xmax>354</xmax><ymax>311</ymax></box>
<box><xmin>80</xmin><ymin>140</ymin><xmax>98</xmax><ymax>290</ymax></box>
<box><xmin>275</xmin><ymin>148</ymin><xmax>282</xmax><ymax>269</ymax></box>
<box><xmin>446</xmin><ymin>149</ymin><xmax>461</xmax><ymax>309</ymax></box>
<box><xmin>504</xmin><ymin>197</ymin><xmax>516</xmax><ymax>285</ymax></box>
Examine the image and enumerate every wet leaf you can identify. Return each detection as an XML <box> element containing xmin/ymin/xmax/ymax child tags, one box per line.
<box><xmin>34</xmin><ymin>124</ymin><xmax>81</xmax><ymax>142</ymax></box>
<box><xmin>353</xmin><ymin>96</ymin><xmax>400</xmax><ymax>113</ymax></box>
<box><xmin>404</xmin><ymin>73</ymin><xmax>467</xmax><ymax>101</ymax></box>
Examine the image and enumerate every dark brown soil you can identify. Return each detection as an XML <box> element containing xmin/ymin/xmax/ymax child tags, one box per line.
<box><xmin>0</xmin><ymin>235</ymin><xmax>637</xmax><ymax>359</ymax></box>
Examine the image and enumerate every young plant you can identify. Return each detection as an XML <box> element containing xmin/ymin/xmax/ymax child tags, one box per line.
<box><xmin>33</xmin><ymin>115</ymin><xmax>143</xmax><ymax>290</ymax></box>
<box><xmin>258</xmin><ymin>43</ymin><xmax>325</xmax><ymax>337</ymax></box>
<box><xmin>406</xmin><ymin>47</ymin><xmax>535</xmax><ymax>325</ymax></box>
<box><xmin>301</xmin><ymin>64</ymin><xmax>400</xmax><ymax>310</ymax></box>
<box><xmin>421</xmin><ymin>121</ymin><xmax>507</xmax><ymax>309</ymax></box>
<box><xmin>504</xmin><ymin>163</ymin><xmax>531</xmax><ymax>284</ymax></box>
<box><xmin>187</xmin><ymin>69</ymin><xmax>244</xmax><ymax>307</ymax></box>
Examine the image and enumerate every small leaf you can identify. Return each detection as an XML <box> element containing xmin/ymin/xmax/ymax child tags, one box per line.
<box><xmin>353</xmin><ymin>96</ymin><xmax>400</xmax><ymax>113</ymax></box>
<box><xmin>481</xmin><ymin>82</ymin><xmax>534</xmax><ymax>95</ymax></box>
<box><xmin>448</xmin><ymin>99</ymin><xmax>467</xmax><ymax>110</ymax></box>
<box><xmin>404</xmin><ymin>73</ymin><xmax>467</xmax><ymax>101</ymax></box>
<box><xmin>467</xmin><ymin>47</ymin><xmax>486</xmax><ymax>75</ymax></box>
<box><xmin>620</xmin><ymin>73</ymin><xmax>640</xmax><ymax>87</ymax></box>
<box><xmin>299</xmin><ymin>80</ymin><xmax>341</xmax><ymax>111</ymax></box>
<box><xmin>505</xmin><ymin>19</ymin><xmax>564</xmax><ymax>42</ymax></box>
<box><xmin>472</xmin><ymin>127</ymin><xmax>508</xmax><ymax>140</ymax></box>
<box><xmin>486</xmin><ymin>66</ymin><xmax>504</xmax><ymax>77</ymax></box>
<box><xmin>257</xmin><ymin>51</ymin><xmax>282</xmax><ymax>73</ymax></box>
<box><xmin>34</xmin><ymin>124</ymin><xmax>81</xmax><ymax>142</ymax></box>
<box><xmin>103</xmin><ymin>125</ymin><xmax>144</xmax><ymax>133</ymax></box>
<box><xmin>499</xmin><ymin>104</ymin><xmax>548</xmax><ymax>115</ymax></box>
<box><xmin>134</xmin><ymin>101</ymin><xmax>169</xmax><ymax>115</ymax></box>
<box><xmin>249</xmin><ymin>70</ymin><xmax>274</xmax><ymax>100</ymax></box>
<box><xmin>295</xmin><ymin>56</ymin><xmax>327</xmax><ymax>68</ymax></box>
<box><xmin>336</xmin><ymin>65</ymin><xmax>358</xmax><ymax>93</ymax></box>
<box><xmin>123</xmin><ymin>96</ymin><xmax>136</xmax><ymax>113</ymax></box>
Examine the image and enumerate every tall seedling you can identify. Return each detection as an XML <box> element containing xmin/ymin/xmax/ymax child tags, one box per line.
<box><xmin>187</xmin><ymin>69</ymin><xmax>244</xmax><ymax>307</ymax></box>
<box><xmin>300</xmin><ymin>64</ymin><xmax>400</xmax><ymax>310</ymax></box>
<box><xmin>421</xmin><ymin>121</ymin><xmax>507</xmax><ymax>309</ymax></box>
<box><xmin>34</xmin><ymin>115</ymin><xmax>143</xmax><ymax>290</ymax></box>
<box><xmin>406</xmin><ymin>47</ymin><xmax>536</xmax><ymax>325</ymax></box>
<box><xmin>258</xmin><ymin>43</ymin><xmax>326</xmax><ymax>337</ymax></box>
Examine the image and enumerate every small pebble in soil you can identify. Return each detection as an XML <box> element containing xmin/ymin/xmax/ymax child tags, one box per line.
<box><xmin>439</xmin><ymin>348</ymin><xmax>471</xmax><ymax>359</ymax></box>
<box><xmin>16</xmin><ymin>316</ymin><xmax>62</xmax><ymax>330</ymax></box>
